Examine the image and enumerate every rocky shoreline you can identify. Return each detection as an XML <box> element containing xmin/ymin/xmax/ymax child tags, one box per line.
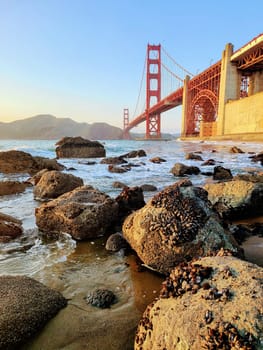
<box><xmin>0</xmin><ymin>138</ymin><xmax>263</xmax><ymax>349</ymax></box>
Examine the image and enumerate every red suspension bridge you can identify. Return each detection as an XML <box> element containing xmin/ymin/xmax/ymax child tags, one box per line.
<box><xmin>123</xmin><ymin>34</ymin><xmax>263</xmax><ymax>139</ymax></box>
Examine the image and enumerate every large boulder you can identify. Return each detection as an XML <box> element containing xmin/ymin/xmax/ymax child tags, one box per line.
<box><xmin>0</xmin><ymin>212</ymin><xmax>23</xmax><ymax>243</ymax></box>
<box><xmin>0</xmin><ymin>275</ymin><xmax>67</xmax><ymax>349</ymax></box>
<box><xmin>0</xmin><ymin>150</ymin><xmax>64</xmax><ymax>175</ymax></box>
<box><xmin>122</xmin><ymin>180</ymin><xmax>241</xmax><ymax>274</ymax></box>
<box><xmin>204</xmin><ymin>178</ymin><xmax>263</xmax><ymax>220</ymax></box>
<box><xmin>33</xmin><ymin>170</ymin><xmax>83</xmax><ymax>200</ymax></box>
<box><xmin>135</xmin><ymin>256</ymin><xmax>263</xmax><ymax>350</ymax></box>
<box><xmin>55</xmin><ymin>136</ymin><xmax>105</xmax><ymax>158</ymax></box>
<box><xmin>0</xmin><ymin>181</ymin><xmax>28</xmax><ymax>196</ymax></box>
<box><xmin>35</xmin><ymin>185</ymin><xmax>119</xmax><ymax>240</ymax></box>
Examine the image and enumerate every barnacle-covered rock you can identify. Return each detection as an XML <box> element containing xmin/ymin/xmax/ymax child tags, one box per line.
<box><xmin>135</xmin><ymin>256</ymin><xmax>263</xmax><ymax>350</ymax></box>
<box><xmin>123</xmin><ymin>180</ymin><xmax>241</xmax><ymax>274</ymax></box>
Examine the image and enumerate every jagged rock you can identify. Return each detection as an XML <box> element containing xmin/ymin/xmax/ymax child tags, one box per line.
<box><xmin>85</xmin><ymin>289</ymin><xmax>116</xmax><ymax>308</ymax></box>
<box><xmin>0</xmin><ymin>150</ymin><xmax>64</xmax><ymax>175</ymax></box>
<box><xmin>234</xmin><ymin>173</ymin><xmax>263</xmax><ymax>183</ymax></box>
<box><xmin>149</xmin><ymin>157</ymin><xmax>166</xmax><ymax>164</ymax></box>
<box><xmin>135</xmin><ymin>256</ymin><xmax>263</xmax><ymax>350</ymax></box>
<box><xmin>122</xmin><ymin>180</ymin><xmax>241</xmax><ymax>274</ymax></box>
<box><xmin>116</xmin><ymin>186</ymin><xmax>145</xmax><ymax>222</ymax></box>
<box><xmin>230</xmin><ymin>146</ymin><xmax>245</xmax><ymax>153</ymax></box>
<box><xmin>141</xmin><ymin>184</ymin><xmax>158</xmax><ymax>192</ymax></box>
<box><xmin>170</xmin><ymin>162</ymin><xmax>200</xmax><ymax>176</ymax></box>
<box><xmin>204</xmin><ymin>179</ymin><xmax>263</xmax><ymax>220</ymax></box>
<box><xmin>0</xmin><ymin>181</ymin><xmax>28</xmax><ymax>196</ymax></box>
<box><xmin>120</xmin><ymin>150</ymin><xmax>147</xmax><ymax>158</ymax></box>
<box><xmin>105</xmin><ymin>232</ymin><xmax>129</xmax><ymax>252</ymax></box>
<box><xmin>35</xmin><ymin>185</ymin><xmax>119</xmax><ymax>240</ymax></box>
<box><xmin>33</xmin><ymin>170</ymin><xmax>84</xmax><ymax>200</ymax></box>
<box><xmin>26</xmin><ymin>169</ymin><xmax>49</xmax><ymax>186</ymax></box>
<box><xmin>55</xmin><ymin>136</ymin><xmax>105</xmax><ymax>158</ymax></box>
<box><xmin>0</xmin><ymin>275</ymin><xmax>67</xmax><ymax>349</ymax></box>
<box><xmin>185</xmin><ymin>152</ymin><xmax>204</xmax><ymax>161</ymax></box>
<box><xmin>0</xmin><ymin>212</ymin><xmax>23</xmax><ymax>243</ymax></box>
<box><xmin>100</xmin><ymin>156</ymin><xmax>127</xmax><ymax>165</ymax></box>
<box><xmin>108</xmin><ymin>165</ymin><xmax>131</xmax><ymax>173</ymax></box>
<box><xmin>213</xmin><ymin>165</ymin><xmax>233</xmax><ymax>180</ymax></box>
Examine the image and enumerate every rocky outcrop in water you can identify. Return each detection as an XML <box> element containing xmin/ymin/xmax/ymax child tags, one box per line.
<box><xmin>33</xmin><ymin>170</ymin><xmax>83</xmax><ymax>200</ymax></box>
<box><xmin>135</xmin><ymin>256</ymin><xmax>263</xmax><ymax>350</ymax></box>
<box><xmin>204</xmin><ymin>178</ymin><xmax>263</xmax><ymax>220</ymax></box>
<box><xmin>122</xmin><ymin>180</ymin><xmax>241</xmax><ymax>274</ymax></box>
<box><xmin>35</xmin><ymin>185</ymin><xmax>119</xmax><ymax>240</ymax></box>
<box><xmin>0</xmin><ymin>150</ymin><xmax>63</xmax><ymax>175</ymax></box>
<box><xmin>0</xmin><ymin>275</ymin><xmax>67</xmax><ymax>350</ymax></box>
<box><xmin>0</xmin><ymin>181</ymin><xmax>28</xmax><ymax>196</ymax></box>
<box><xmin>55</xmin><ymin>136</ymin><xmax>106</xmax><ymax>158</ymax></box>
<box><xmin>170</xmin><ymin>162</ymin><xmax>200</xmax><ymax>176</ymax></box>
<box><xmin>0</xmin><ymin>212</ymin><xmax>23</xmax><ymax>243</ymax></box>
<box><xmin>213</xmin><ymin>165</ymin><xmax>233</xmax><ymax>180</ymax></box>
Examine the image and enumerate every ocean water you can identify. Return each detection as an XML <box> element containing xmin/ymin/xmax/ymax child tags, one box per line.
<box><xmin>0</xmin><ymin>138</ymin><xmax>262</xmax><ymax>295</ymax></box>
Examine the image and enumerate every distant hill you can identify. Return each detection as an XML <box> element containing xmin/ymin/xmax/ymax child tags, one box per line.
<box><xmin>0</xmin><ymin>115</ymin><xmax>123</xmax><ymax>140</ymax></box>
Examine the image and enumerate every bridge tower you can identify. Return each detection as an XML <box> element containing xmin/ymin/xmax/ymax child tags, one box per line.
<box><xmin>123</xmin><ymin>108</ymin><xmax>131</xmax><ymax>139</ymax></box>
<box><xmin>146</xmin><ymin>44</ymin><xmax>161</xmax><ymax>139</ymax></box>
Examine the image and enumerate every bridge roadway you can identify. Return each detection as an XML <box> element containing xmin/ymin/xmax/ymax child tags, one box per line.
<box><xmin>124</xmin><ymin>86</ymin><xmax>183</xmax><ymax>133</ymax></box>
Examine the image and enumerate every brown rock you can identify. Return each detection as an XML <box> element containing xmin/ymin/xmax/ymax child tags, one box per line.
<box><xmin>135</xmin><ymin>256</ymin><xmax>263</xmax><ymax>350</ymax></box>
<box><xmin>120</xmin><ymin>150</ymin><xmax>147</xmax><ymax>158</ymax></box>
<box><xmin>204</xmin><ymin>179</ymin><xmax>263</xmax><ymax>219</ymax></box>
<box><xmin>116</xmin><ymin>186</ymin><xmax>145</xmax><ymax>222</ymax></box>
<box><xmin>100</xmin><ymin>156</ymin><xmax>127</xmax><ymax>165</ymax></box>
<box><xmin>108</xmin><ymin>165</ymin><xmax>131</xmax><ymax>173</ymax></box>
<box><xmin>33</xmin><ymin>170</ymin><xmax>83</xmax><ymax>200</ymax></box>
<box><xmin>0</xmin><ymin>181</ymin><xmax>28</xmax><ymax>196</ymax></box>
<box><xmin>213</xmin><ymin>165</ymin><xmax>233</xmax><ymax>180</ymax></box>
<box><xmin>170</xmin><ymin>162</ymin><xmax>200</xmax><ymax>176</ymax></box>
<box><xmin>123</xmin><ymin>181</ymin><xmax>241</xmax><ymax>274</ymax></box>
<box><xmin>0</xmin><ymin>275</ymin><xmax>67</xmax><ymax>349</ymax></box>
<box><xmin>0</xmin><ymin>212</ymin><xmax>23</xmax><ymax>242</ymax></box>
<box><xmin>55</xmin><ymin>136</ymin><xmax>105</xmax><ymax>158</ymax></box>
<box><xmin>230</xmin><ymin>146</ymin><xmax>244</xmax><ymax>153</ymax></box>
<box><xmin>35</xmin><ymin>185</ymin><xmax>119</xmax><ymax>240</ymax></box>
<box><xmin>185</xmin><ymin>152</ymin><xmax>203</xmax><ymax>161</ymax></box>
<box><xmin>149</xmin><ymin>157</ymin><xmax>166</xmax><ymax>164</ymax></box>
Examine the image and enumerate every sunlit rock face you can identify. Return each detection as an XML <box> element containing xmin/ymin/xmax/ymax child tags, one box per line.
<box><xmin>123</xmin><ymin>180</ymin><xmax>242</xmax><ymax>274</ymax></box>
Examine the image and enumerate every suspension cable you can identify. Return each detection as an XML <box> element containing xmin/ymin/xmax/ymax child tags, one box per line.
<box><xmin>161</xmin><ymin>62</ymin><xmax>184</xmax><ymax>83</ymax></box>
<box><xmin>132</xmin><ymin>53</ymin><xmax>147</xmax><ymax>119</ymax></box>
<box><xmin>162</xmin><ymin>46</ymin><xmax>194</xmax><ymax>77</ymax></box>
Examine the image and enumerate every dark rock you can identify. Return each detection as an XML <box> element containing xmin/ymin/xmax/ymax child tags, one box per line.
<box><xmin>112</xmin><ymin>181</ymin><xmax>127</xmax><ymax>189</ymax></box>
<box><xmin>201</xmin><ymin>159</ymin><xmax>216</xmax><ymax>166</ymax></box>
<box><xmin>55</xmin><ymin>136</ymin><xmax>105</xmax><ymax>158</ymax></box>
<box><xmin>0</xmin><ymin>275</ymin><xmax>67</xmax><ymax>349</ymax></box>
<box><xmin>116</xmin><ymin>186</ymin><xmax>145</xmax><ymax>222</ymax></box>
<box><xmin>0</xmin><ymin>181</ymin><xmax>28</xmax><ymax>196</ymax></box>
<box><xmin>33</xmin><ymin>157</ymin><xmax>64</xmax><ymax>171</ymax></box>
<box><xmin>230</xmin><ymin>146</ymin><xmax>244</xmax><ymax>153</ymax></box>
<box><xmin>213</xmin><ymin>166</ymin><xmax>233</xmax><ymax>180</ymax></box>
<box><xmin>33</xmin><ymin>170</ymin><xmax>84</xmax><ymax>200</ymax></box>
<box><xmin>141</xmin><ymin>184</ymin><xmax>158</xmax><ymax>192</ymax></box>
<box><xmin>234</xmin><ymin>173</ymin><xmax>263</xmax><ymax>183</ymax></box>
<box><xmin>105</xmin><ymin>232</ymin><xmax>129</xmax><ymax>252</ymax></box>
<box><xmin>250</xmin><ymin>151</ymin><xmax>263</xmax><ymax>164</ymax></box>
<box><xmin>0</xmin><ymin>212</ymin><xmax>23</xmax><ymax>243</ymax></box>
<box><xmin>123</xmin><ymin>181</ymin><xmax>241</xmax><ymax>274</ymax></box>
<box><xmin>100</xmin><ymin>156</ymin><xmax>127</xmax><ymax>165</ymax></box>
<box><xmin>185</xmin><ymin>152</ymin><xmax>203</xmax><ymax>161</ymax></box>
<box><xmin>170</xmin><ymin>163</ymin><xmax>200</xmax><ymax>176</ymax></box>
<box><xmin>149</xmin><ymin>157</ymin><xmax>166</xmax><ymax>164</ymax></box>
<box><xmin>108</xmin><ymin>165</ymin><xmax>131</xmax><ymax>173</ymax></box>
<box><xmin>120</xmin><ymin>150</ymin><xmax>146</xmax><ymax>158</ymax></box>
<box><xmin>85</xmin><ymin>289</ymin><xmax>116</xmax><ymax>308</ymax></box>
<box><xmin>35</xmin><ymin>185</ymin><xmax>119</xmax><ymax>240</ymax></box>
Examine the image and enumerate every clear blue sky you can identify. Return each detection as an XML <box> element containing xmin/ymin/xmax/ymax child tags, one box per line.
<box><xmin>0</xmin><ymin>0</ymin><xmax>262</xmax><ymax>133</ymax></box>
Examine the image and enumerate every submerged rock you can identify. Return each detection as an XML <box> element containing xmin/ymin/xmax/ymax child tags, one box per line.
<box><xmin>85</xmin><ymin>289</ymin><xmax>117</xmax><ymax>309</ymax></box>
<box><xmin>105</xmin><ymin>232</ymin><xmax>129</xmax><ymax>252</ymax></box>
<box><xmin>123</xmin><ymin>180</ymin><xmax>241</xmax><ymax>274</ymax></box>
<box><xmin>35</xmin><ymin>185</ymin><xmax>119</xmax><ymax>240</ymax></box>
<box><xmin>213</xmin><ymin>165</ymin><xmax>233</xmax><ymax>180</ymax></box>
<box><xmin>0</xmin><ymin>181</ymin><xmax>28</xmax><ymax>196</ymax></box>
<box><xmin>33</xmin><ymin>170</ymin><xmax>83</xmax><ymax>200</ymax></box>
<box><xmin>0</xmin><ymin>275</ymin><xmax>67</xmax><ymax>349</ymax></box>
<box><xmin>170</xmin><ymin>162</ymin><xmax>200</xmax><ymax>176</ymax></box>
<box><xmin>55</xmin><ymin>136</ymin><xmax>105</xmax><ymax>158</ymax></box>
<box><xmin>135</xmin><ymin>256</ymin><xmax>263</xmax><ymax>350</ymax></box>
